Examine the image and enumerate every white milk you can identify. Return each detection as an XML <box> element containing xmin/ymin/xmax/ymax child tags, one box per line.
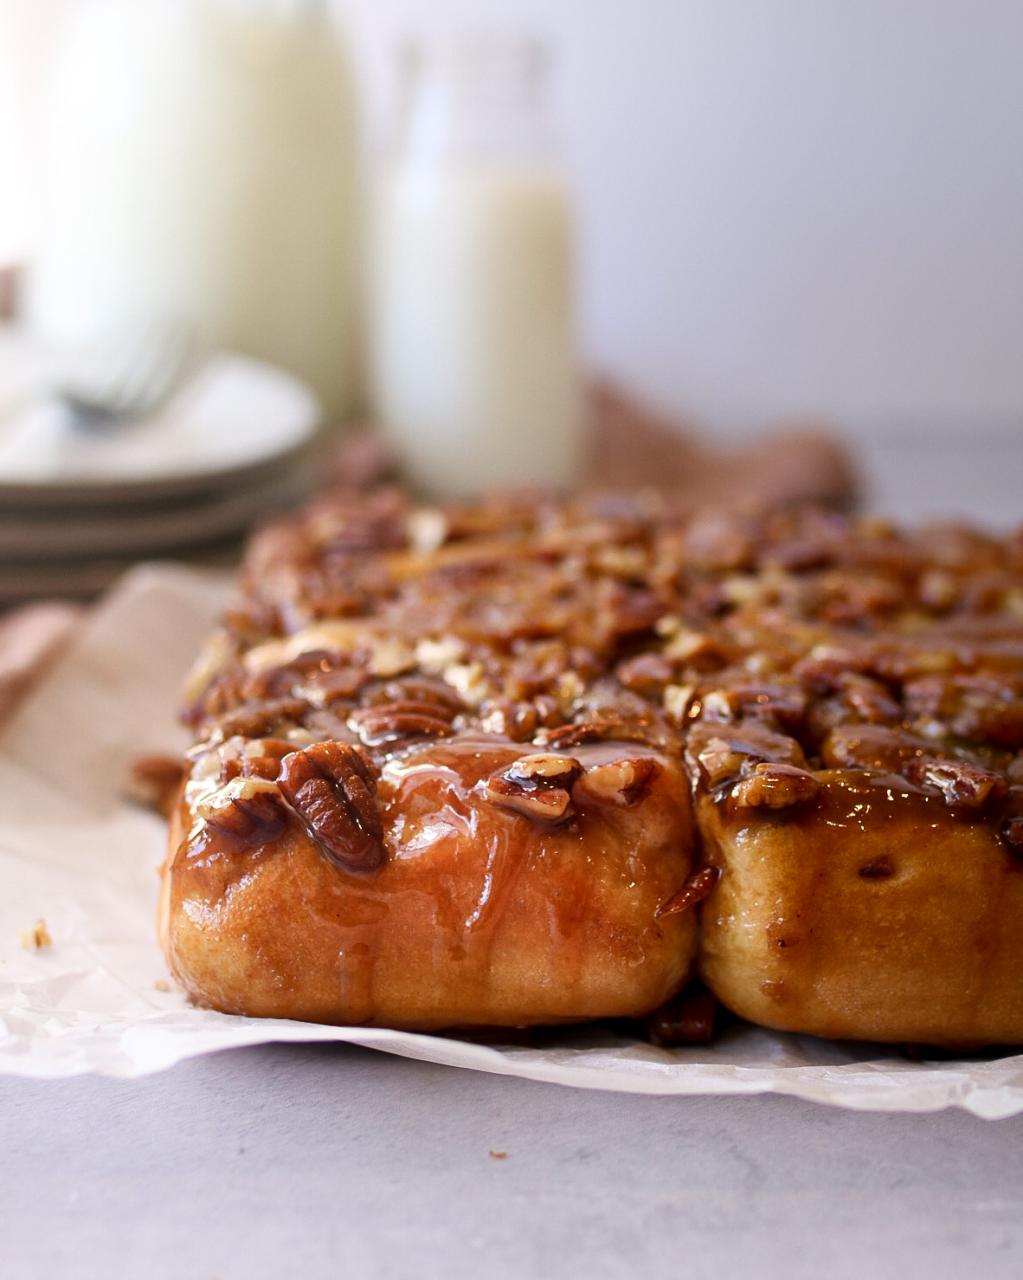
<box><xmin>368</xmin><ymin>38</ymin><xmax>581</xmax><ymax>497</ymax></box>
<box><xmin>28</xmin><ymin>0</ymin><xmax>359</xmax><ymax>418</ymax></box>
<box><xmin>371</xmin><ymin>163</ymin><xmax>580</xmax><ymax>496</ymax></box>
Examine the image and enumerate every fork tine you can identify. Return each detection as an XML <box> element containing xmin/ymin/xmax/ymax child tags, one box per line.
<box><xmin>110</xmin><ymin>321</ymin><xmax>191</xmax><ymax>417</ymax></box>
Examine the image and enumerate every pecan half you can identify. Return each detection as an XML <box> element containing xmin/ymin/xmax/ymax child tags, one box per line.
<box><xmin>646</xmin><ymin>989</ymin><xmax>717</xmax><ymax>1046</ymax></box>
<box><xmin>278</xmin><ymin>742</ymin><xmax>385</xmax><ymax>872</ymax></box>
<box><xmin>655</xmin><ymin>866</ymin><xmax>720</xmax><ymax>919</ymax></box>
<box><xmin>574</xmin><ymin>757</ymin><xmax>659</xmax><ymax>808</ymax></box>
<box><xmin>731</xmin><ymin>763</ymin><xmax>821</xmax><ymax>810</ymax></box>
<box><xmin>903</xmin><ymin>758</ymin><xmax>1008</xmax><ymax>811</ymax></box>
<box><xmin>483</xmin><ymin>753</ymin><xmax>583</xmax><ymax>824</ymax></box>
<box><xmin>348</xmin><ymin>701</ymin><xmax>457</xmax><ymax>747</ymax></box>
<box><xmin>543</xmin><ymin>717</ymin><xmax>656</xmax><ymax>750</ymax></box>
<box><xmin>126</xmin><ymin>754</ymin><xmax>185</xmax><ymax>817</ymax></box>
<box><xmin>208</xmin><ymin>697</ymin><xmax>308</xmax><ymax>743</ymax></box>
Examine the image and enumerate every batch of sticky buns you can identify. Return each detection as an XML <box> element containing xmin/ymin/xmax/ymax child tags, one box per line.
<box><xmin>160</xmin><ymin>488</ymin><xmax>1023</xmax><ymax>1049</ymax></box>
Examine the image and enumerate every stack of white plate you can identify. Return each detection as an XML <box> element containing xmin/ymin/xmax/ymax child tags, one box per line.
<box><xmin>0</xmin><ymin>337</ymin><xmax>320</xmax><ymax>603</ymax></box>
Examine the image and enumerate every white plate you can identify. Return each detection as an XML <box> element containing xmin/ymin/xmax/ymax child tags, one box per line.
<box><xmin>0</xmin><ymin>450</ymin><xmax>316</xmax><ymax>561</ymax></box>
<box><xmin>0</xmin><ymin>339</ymin><xmax>320</xmax><ymax>507</ymax></box>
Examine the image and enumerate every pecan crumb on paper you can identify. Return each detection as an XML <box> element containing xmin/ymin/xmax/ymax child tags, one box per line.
<box><xmin>19</xmin><ymin>918</ymin><xmax>52</xmax><ymax>951</ymax></box>
<box><xmin>489</xmin><ymin>1150</ymin><xmax>508</xmax><ymax>1160</ymax></box>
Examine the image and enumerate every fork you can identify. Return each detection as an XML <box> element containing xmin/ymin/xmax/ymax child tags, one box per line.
<box><xmin>54</xmin><ymin>319</ymin><xmax>197</xmax><ymax>428</ymax></box>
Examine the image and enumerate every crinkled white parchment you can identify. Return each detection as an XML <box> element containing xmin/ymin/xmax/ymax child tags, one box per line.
<box><xmin>3</xmin><ymin>565</ymin><xmax>1023</xmax><ymax>1118</ymax></box>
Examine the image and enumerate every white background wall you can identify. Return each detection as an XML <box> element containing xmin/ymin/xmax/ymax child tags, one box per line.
<box><xmin>5</xmin><ymin>1</ymin><xmax>1023</xmax><ymax>438</ymax></box>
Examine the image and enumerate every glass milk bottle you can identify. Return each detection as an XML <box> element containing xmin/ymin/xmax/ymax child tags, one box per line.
<box><xmin>369</xmin><ymin>37</ymin><xmax>582</xmax><ymax>496</ymax></box>
<box><xmin>28</xmin><ymin>0</ymin><xmax>359</xmax><ymax>419</ymax></box>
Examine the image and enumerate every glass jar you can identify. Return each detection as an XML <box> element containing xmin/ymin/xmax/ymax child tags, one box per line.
<box><xmin>28</xmin><ymin>0</ymin><xmax>359</xmax><ymax>419</ymax></box>
<box><xmin>368</xmin><ymin>36</ymin><xmax>582</xmax><ymax>497</ymax></box>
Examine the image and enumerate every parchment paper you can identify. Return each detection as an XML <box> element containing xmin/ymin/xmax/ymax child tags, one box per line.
<box><xmin>3</xmin><ymin>566</ymin><xmax>1023</xmax><ymax>1117</ymax></box>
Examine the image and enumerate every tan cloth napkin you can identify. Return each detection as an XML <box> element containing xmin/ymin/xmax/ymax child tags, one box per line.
<box><xmin>0</xmin><ymin>601</ymin><xmax>81</xmax><ymax>722</ymax></box>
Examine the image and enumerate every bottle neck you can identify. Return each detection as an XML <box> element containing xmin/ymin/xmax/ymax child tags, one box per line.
<box><xmin>395</xmin><ymin>36</ymin><xmax>554</xmax><ymax>168</ymax></box>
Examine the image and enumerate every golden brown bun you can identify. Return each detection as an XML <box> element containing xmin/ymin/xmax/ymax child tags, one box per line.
<box><xmin>162</xmin><ymin>739</ymin><xmax>696</xmax><ymax>1028</ymax></box>
<box><xmin>162</xmin><ymin>493</ymin><xmax>1023</xmax><ymax>1045</ymax></box>
<box><xmin>698</xmin><ymin>772</ymin><xmax>1023</xmax><ymax>1047</ymax></box>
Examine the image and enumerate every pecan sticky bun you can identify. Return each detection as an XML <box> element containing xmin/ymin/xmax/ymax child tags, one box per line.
<box><xmin>160</xmin><ymin>493</ymin><xmax>1023</xmax><ymax>1046</ymax></box>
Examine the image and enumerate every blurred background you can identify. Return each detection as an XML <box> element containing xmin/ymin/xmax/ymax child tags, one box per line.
<box><xmin>0</xmin><ymin>0</ymin><xmax>1020</xmax><ymax>611</ymax></box>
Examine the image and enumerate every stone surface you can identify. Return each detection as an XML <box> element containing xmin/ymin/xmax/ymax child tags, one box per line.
<box><xmin>4</xmin><ymin>1043</ymin><xmax>1023</xmax><ymax>1279</ymax></box>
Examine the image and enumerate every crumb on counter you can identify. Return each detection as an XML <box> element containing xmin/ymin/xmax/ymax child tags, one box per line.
<box><xmin>19</xmin><ymin>918</ymin><xmax>52</xmax><ymax>951</ymax></box>
<box><xmin>154</xmin><ymin>978</ymin><xmax>171</xmax><ymax>993</ymax></box>
<box><xmin>489</xmin><ymin>1150</ymin><xmax>508</xmax><ymax>1160</ymax></box>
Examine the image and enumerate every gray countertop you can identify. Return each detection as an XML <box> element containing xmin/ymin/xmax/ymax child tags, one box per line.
<box><xmin>6</xmin><ymin>1043</ymin><xmax>1023</xmax><ymax>1279</ymax></box>
<box><xmin>5</xmin><ymin>436</ymin><xmax>1023</xmax><ymax>1279</ymax></box>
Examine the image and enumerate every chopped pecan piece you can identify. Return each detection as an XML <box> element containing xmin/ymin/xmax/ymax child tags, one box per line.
<box><xmin>687</xmin><ymin>721</ymin><xmax>805</xmax><ymax>788</ymax></box>
<box><xmin>904</xmin><ymin>758</ymin><xmax>1008</xmax><ymax>811</ymax></box>
<box><xmin>278</xmin><ymin>742</ymin><xmax>385</xmax><ymax>872</ymax></box>
<box><xmin>682</xmin><ymin>513</ymin><xmax>754</xmax><ymax>572</ymax></box>
<box><xmin>602</xmin><ymin>584</ymin><xmax>664</xmax><ymax>637</ymax></box>
<box><xmin>655</xmin><ymin>867</ymin><xmax>720</xmax><ymax>919</ymax></box>
<box><xmin>506</xmin><ymin>753</ymin><xmax>584</xmax><ymax>787</ymax></box>
<box><xmin>197</xmin><ymin>777</ymin><xmax>289</xmax><ymax>847</ymax></box>
<box><xmin>904</xmin><ymin>674</ymin><xmax>1023</xmax><ymax>749</ymax></box>
<box><xmin>483</xmin><ymin>753</ymin><xmax>583</xmax><ymax>824</ymax></box>
<box><xmin>700</xmin><ymin>680</ymin><xmax>808</xmax><ymax>730</ymax></box>
<box><xmin>731</xmin><ymin>763</ymin><xmax>821</xmax><ymax>810</ymax></box>
<box><xmin>662</xmin><ymin>683</ymin><xmax>695</xmax><ymax>724</ymax></box>
<box><xmin>480</xmin><ymin>695</ymin><xmax>562</xmax><ymax>741</ymax></box>
<box><xmin>821</xmin><ymin>724</ymin><xmax>932</xmax><ymax>772</ymax></box>
<box><xmin>574</xmin><ymin>757</ymin><xmax>659</xmax><ymax>808</ymax></box>
<box><xmin>615</xmin><ymin>652</ymin><xmax>673</xmax><ymax>695</ymax></box>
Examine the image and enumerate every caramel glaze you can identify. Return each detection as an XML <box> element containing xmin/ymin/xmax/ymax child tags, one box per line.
<box><xmin>163</xmin><ymin>494</ymin><xmax>1023</xmax><ymax>1043</ymax></box>
<box><xmin>162</xmin><ymin>737</ymin><xmax>697</xmax><ymax>1028</ymax></box>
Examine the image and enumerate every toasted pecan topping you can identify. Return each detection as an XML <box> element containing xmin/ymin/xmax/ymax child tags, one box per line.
<box><xmin>904</xmin><ymin>758</ymin><xmax>1009</xmax><ymax>811</ymax></box>
<box><xmin>574</xmin><ymin>757</ymin><xmax>659</xmax><ymax>808</ymax></box>
<box><xmin>731</xmin><ymin>763</ymin><xmax>821</xmax><ymax>810</ymax></box>
<box><xmin>349</xmin><ymin>701</ymin><xmax>457</xmax><ymax>747</ymax></box>
<box><xmin>820</xmin><ymin>724</ymin><xmax>932</xmax><ymax>773</ymax></box>
<box><xmin>209</xmin><ymin>697</ymin><xmax>309</xmax><ymax>744</ymax></box>
<box><xmin>183</xmin><ymin>492</ymin><xmax>1023</xmax><ymax>862</ymax></box>
<box><xmin>483</xmin><ymin>753</ymin><xmax>584</xmax><ymax>824</ymax></box>
<box><xmin>278</xmin><ymin>742</ymin><xmax>385</xmax><ymax>872</ymax></box>
<box><xmin>655</xmin><ymin>867</ymin><xmax>720</xmax><ymax>919</ymax></box>
<box><xmin>542</xmin><ymin>717</ymin><xmax>658</xmax><ymax>750</ymax></box>
<box><xmin>687</xmin><ymin>721</ymin><xmax>805</xmax><ymax>788</ymax></box>
<box><xmin>646</xmin><ymin>988</ymin><xmax>717</xmax><ymax>1045</ymax></box>
<box><xmin>127</xmin><ymin>754</ymin><xmax>186</xmax><ymax>817</ymax></box>
<box><xmin>197</xmin><ymin>777</ymin><xmax>289</xmax><ymax>848</ymax></box>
